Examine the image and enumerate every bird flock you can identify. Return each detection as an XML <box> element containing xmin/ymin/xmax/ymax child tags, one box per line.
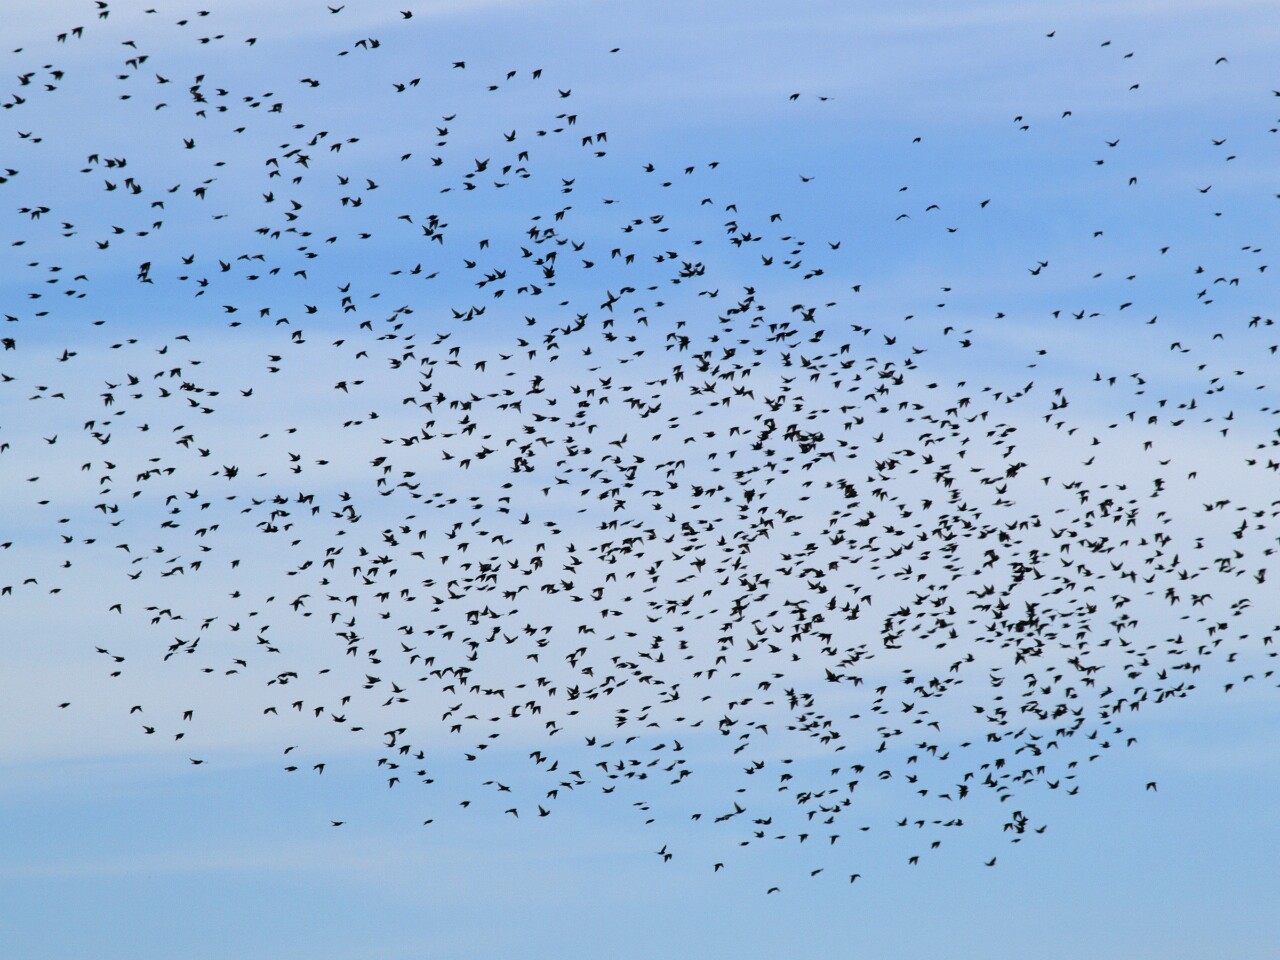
<box><xmin>3</xmin><ymin>1</ymin><xmax>1279</xmax><ymax>891</ymax></box>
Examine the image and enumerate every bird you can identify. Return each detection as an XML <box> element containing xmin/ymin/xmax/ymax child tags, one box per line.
<box><xmin>2</xmin><ymin>0</ymin><xmax>1276</xmax><ymax>902</ymax></box>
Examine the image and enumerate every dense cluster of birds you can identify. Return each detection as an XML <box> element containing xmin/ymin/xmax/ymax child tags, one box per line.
<box><xmin>2</xmin><ymin>1</ymin><xmax>1279</xmax><ymax>891</ymax></box>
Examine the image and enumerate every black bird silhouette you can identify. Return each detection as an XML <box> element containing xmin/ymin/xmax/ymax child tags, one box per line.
<box><xmin>3</xmin><ymin>0</ymin><xmax>1277</xmax><ymax>902</ymax></box>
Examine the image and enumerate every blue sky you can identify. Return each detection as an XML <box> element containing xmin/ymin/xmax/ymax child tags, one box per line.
<box><xmin>2</xmin><ymin>1</ymin><xmax>1279</xmax><ymax>957</ymax></box>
